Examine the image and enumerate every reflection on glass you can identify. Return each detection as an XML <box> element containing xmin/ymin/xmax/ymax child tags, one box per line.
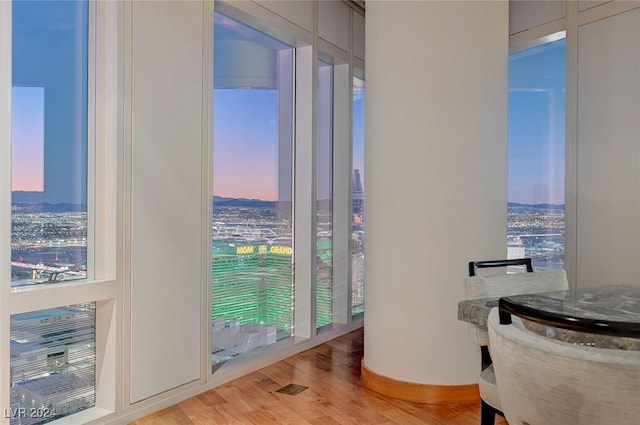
<box><xmin>10</xmin><ymin>303</ymin><xmax>96</xmax><ymax>425</ymax></box>
<box><xmin>11</xmin><ymin>0</ymin><xmax>89</xmax><ymax>286</ymax></box>
<box><xmin>316</xmin><ymin>60</ymin><xmax>333</xmax><ymax>329</ymax></box>
<box><xmin>508</xmin><ymin>38</ymin><xmax>566</xmax><ymax>270</ymax></box>
<box><xmin>212</xmin><ymin>12</ymin><xmax>294</xmax><ymax>363</ymax></box>
<box><xmin>352</xmin><ymin>75</ymin><xmax>365</xmax><ymax>315</ymax></box>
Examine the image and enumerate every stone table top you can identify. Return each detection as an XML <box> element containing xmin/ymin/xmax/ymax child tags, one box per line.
<box><xmin>458</xmin><ymin>297</ymin><xmax>498</xmax><ymax>328</ymax></box>
<box><xmin>459</xmin><ymin>285</ymin><xmax>640</xmax><ymax>350</ymax></box>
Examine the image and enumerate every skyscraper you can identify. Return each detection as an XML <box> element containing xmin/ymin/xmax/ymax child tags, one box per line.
<box><xmin>352</xmin><ymin>169</ymin><xmax>364</xmax><ymax>215</ymax></box>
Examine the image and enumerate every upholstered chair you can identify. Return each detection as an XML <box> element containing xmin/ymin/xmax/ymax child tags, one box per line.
<box><xmin>464</xmin><ymin>265</ymin><xmax>568</xmax><ymax>425</ymax></box>
<box><xmin>488</xmin><ymin>307</ymin><xmax>640</xmax><ymax>425</ymax></box>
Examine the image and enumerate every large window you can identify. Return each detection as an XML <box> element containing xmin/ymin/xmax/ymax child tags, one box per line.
<box><xmin>508</xmin><ymin>37</ymin><xmax>566</xmax><ymax>270</ymax></box>
<box><xmin>7</xmin><ymin>2</ymin><xmax>96</xmax><ymax>423</ymax></box>
<box><xmin>11</xmin><ymin>0</ymin><xmax>88</xmax><ymax>286</ymax></box>
<box><xmin>212</xmin><ymin>12</ymin><xmax>294</xmax><ymax>363</ymax></box>
<box><xmin>352</xmin><ymin>74</ymin><xmax>365</xmax><ymax>315</ymax></box>
<box><xmin>211</xmin><ymin>5</ymin><xmax>363</xmax><ymax>364</ymax></box>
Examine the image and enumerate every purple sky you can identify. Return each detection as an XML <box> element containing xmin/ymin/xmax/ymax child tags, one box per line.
<box><xmin>213</xmin><ymin>89</ymin><xmax>280</xmax><ymax>200</ymax></box>
<box><xmin>12</xmin><ymin>87</ymin><xmax>44</xmax><ymax>192</ymax></box>
<box><xmin>13</xmin><ymin>11</ymin><xmax>562</xmax><ymax>206</ymax></box>
<box><xmin>508</xmin><ymin>38</ymin><xmax>566</xmax><ymax>205</ymax></box>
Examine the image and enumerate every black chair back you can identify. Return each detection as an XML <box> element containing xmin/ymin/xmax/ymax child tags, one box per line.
<box><xmin>468</xmin><ymin>258</ymin><xmax>533</xmax><ymax>277</ymax></box>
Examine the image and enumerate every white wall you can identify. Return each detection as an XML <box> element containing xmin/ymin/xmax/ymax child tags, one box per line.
<box><xmin>129</xmin><ymin>1</ymin><xmax>204</xmax><ymax>403</ymax></box>
<box><xmin>510</xmin><ymin>0</ymin><xmax>565</xmax><ymax>35</ymax></box>
<box><xmin>364</xmin><ymin>1</ymin><xmax>508</xmax><ymax>385</ymax></box>
<box><xmin>576</xmin><ymin>7</ymin><xmax>640</xmax><ymax>288</ymax></box>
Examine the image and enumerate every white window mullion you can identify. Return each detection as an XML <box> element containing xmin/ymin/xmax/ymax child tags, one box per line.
<box><xmin>0</xmin><ymin>2</ymin><xmax>12</xmax><ymax>423</ymax></box>
<box><xmin>93</xmin><ymin>0</ymin><xmax>124</xmax><ymax>412</ymax></box>
<box><xmin>294</xmin><ymin>44</ymin><xmax>316</xmax><ymax>339</ymax></box>
<box><xmin>331</xmin><ymin>62</ymin><xmax>350</xmax><ymax>325</ymax></box>
<box><xmin>202</xmin><ymin>0</ymin><xmax>214</xmax><ymax>384</ymax></box>
<box><xmin>87</xmin><ymin>0</ymin><xmax>97</xmax><ymax>282</ymax></box>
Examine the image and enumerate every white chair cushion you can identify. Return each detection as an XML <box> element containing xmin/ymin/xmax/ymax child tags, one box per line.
<box><xmin>465</xmin><ymin>269</ymin><xmax>568</xmax><ymax>299</ymax></box>
<box><xmin>478</xmin><ymin>365</ymin><xmax>500</xmax><ymax>410</ymax></box>
<box><xmin>488</xmin><ymin>308</ymin><xmax>640</xmax><ymax>425</ymax></box>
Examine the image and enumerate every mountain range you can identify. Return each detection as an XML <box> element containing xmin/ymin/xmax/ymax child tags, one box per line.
<box><xmin>213</xmin><ymin>196</ymin><xmax>276</xmax><ymax>208</ymax></box>
<box><xmin>12</xmin><ymin>203</ymin><xmax>87</xmax><ymax>213</ymax></box>
<box><xmin>508</xmin><ymin>202</ymin><xmax>564</xmax><ymax>209</ymax></box>
<box><xmin>11</xmin><ymin>195</ymin><xmax>562</xmax><ymax>212</ymax></box>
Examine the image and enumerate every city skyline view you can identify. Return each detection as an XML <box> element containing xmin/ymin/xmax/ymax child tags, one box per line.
<box><xmin>12</xmin><ymin>31</ymin><xmax>560</xmax><ymax>208</ymax></box>
<box><xmin>7</xmin><ymin>5</ymin><xmax>561</xmax><ymax>415</ymax></box>
<box><xmin>11</xmin><ymin>0</ymin><xmax>88</xmax><ymax>205</ymax></box>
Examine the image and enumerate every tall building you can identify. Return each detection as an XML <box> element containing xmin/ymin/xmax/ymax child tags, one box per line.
<box><xmin>352</xmin><ymin>169</ymin><xmax>364</xmax><ymax>216</ymax></box>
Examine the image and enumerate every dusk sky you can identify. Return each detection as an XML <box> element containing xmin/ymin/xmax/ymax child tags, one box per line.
<box><xmin>12</xmin><ymin>87</ymin><xmax>44</xmax><ymax>192</ymax></box>
<box><xmin>11</xmin><ymin>0</ymin><xmax>88</xmax><ymax>204</ymax></box>
<box><xmin>213</xmin><ymin>78</ymin><xmax>366</xmax><ymax>202</ymax></box>
<box><xmin>12</xmin><ymin>7</ymin><xmax>561</xmax><ymax>206</ymax></box>
<box><xmin>213</xmin><ymin>89</ymin><xmax>280</xmax><ymax>200</ymax></box>
<box><xmin>508</xmin><ymin>38</ymin><xmax>566</xmax><ymax>205</ymax></box>
<box><xmin>353</xmin><ymin>77</ymin><xmax>365</xmax><ymax>183</ymax></box>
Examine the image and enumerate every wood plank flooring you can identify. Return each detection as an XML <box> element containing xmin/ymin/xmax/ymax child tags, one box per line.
<box><xmin>131</xmin><ymin>329</ymin><xmax>508</xmax><ymax>425</ymax></box>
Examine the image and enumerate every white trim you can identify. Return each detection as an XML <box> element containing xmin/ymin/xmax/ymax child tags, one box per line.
<box><xmin>565</xmin><ymin>0</ymin><xmax>579</xmax><ymax>289</ymax></box>
<box><xmin>10</xmin><ymin>280</ymin><xmax>116</xmax><ymax>314</ymax></box>
<box><xmin>93</xmin><ymin>0</ymin><xmax>118</xmax><ymax>285</ymax></box>
<box><xmin>216</xmin><ymin>0</ymin><xmax>313</xmax><ymax>47</ymax></box>
<box><xmin>47</xmin><ymin>407</ymin><xmax>114</xmax><ymax>425</ymax></box>
<box><xmin>294</xmin><ymin>44</ymin><xmax>316</xmax><ymax>340</ymax></box>
<box><xmin>350</xmin><ymin>3</ymin><xmax>365</xmax><ymax>319</ymax></box>
<box><xmin>202</xmin><ymin>0</ymin><xmax>214</xmax><ymax>383</ymax></box>
<box><xmin>311</xmin><ymin>0</ymin><xmax>319</xmax><ymax>334</ymax></box>
<box><xmin>92</xmin><ymin>0</ymin><xmax>121</xmax><ymax>412</ymax></box>
<box><xmin>353</xmin><ymin>58</ymin><xmax>365</xmax><ymax>77</ymax></box>
<box><xmin>95</xmin><ymin>299</ymin><xmax>117</xmax><ymax>412</ymax></box>
<box><xmin>577</xmin><ymin>1</ymin><xmax>640</xmax><ymax>26</ymax></box>
<box><xmin>332</xmin><ymin>62</ymin><xmax>351</xmax><ymax>326</ymax></box>
<box><xmin>88</xmin><ymin>0</ymin><xmax>97</xmax><ymax>282</ymax></box>
<box><xmin>120</xmin><ymin>0</ymin><xmax>134</xmax><ymax>409</ymax></box>
<box><xmin>112</xmin><ymin>0</ymin><xmax>126</xmax><ymax>411</ymax></box>
<box><xmin>317</xmin><ymin>37</ymin><xmax>350</xmax><ymax>64</ymax></box>
<box><xmin>0</xmin><ymin>2</ymin><xmax>11</xmax><ymax>422</ymax></box>
<box><xmin>347</xmin><ymin>7</ymin><xmax>355</xmax><ymax>321</ymax></box>
<box><xmin>509</xmin><ymin>18</ymin><xmax>566</xmax><ymax>53</ymax></box>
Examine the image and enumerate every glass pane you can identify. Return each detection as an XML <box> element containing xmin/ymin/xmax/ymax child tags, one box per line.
<box><xmin>352</xmin><ymin>75</ymin><xmax>365</xmax><ymax>315</ymax></box>
<box><xmin>212</xmin><ymin>12</ymin><xmax>294</xmax><ymax>364</ymax></box>
<box><xmin>11</xmin><ymin>0</ymin><xmax>89</xmax><ymax>286</ymax></box>
<box><xmin>316</xmin><ymin>60</ymin><xmax>333</xmax><ymax>329</ymax></box>
<box><xmin>10</xmin><ymin>303</ymin><xmax>96</xmax><ymax>425</ymax></box>
<box><xmin>508</xmin><ymin>38</ymin><xmax>566</xmax><ymax>270</ymax></box>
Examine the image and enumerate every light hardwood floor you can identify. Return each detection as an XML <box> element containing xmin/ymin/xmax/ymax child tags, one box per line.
<box><xmin>131</xmin><ymin>329</ymin><xmax>508</xmax><ymax>425</ymax></box>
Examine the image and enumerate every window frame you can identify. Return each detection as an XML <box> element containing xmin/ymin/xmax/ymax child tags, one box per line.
<box><xmin>351</xmin><ymin>66</ymin><xmax>365</xmax><ymax>318</ymax></box>
<box><xmin>0</xmin><ymin>0</ymin><xmax>365</xmax><ymax>421</ymax></box>
<box><xmin>1</xmin><ymin>1</ymin><xmax>119</xmax><ymax>421</ymax></box>
<box><xmin>507</xmin><ymin>31</ymin><xmax>567</xmax><ymax>272</ymax></box>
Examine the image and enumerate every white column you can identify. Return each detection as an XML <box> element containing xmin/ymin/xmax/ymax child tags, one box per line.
<box><xmin>364</xmin><ymin>1</ymin><xmax>508</xmax><ymax>386</ymax></box>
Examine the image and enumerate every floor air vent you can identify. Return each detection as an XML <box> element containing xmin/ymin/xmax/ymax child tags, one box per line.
<box><xmin>275</xmin><ymin>383</ymin><xmax>308</xmax><ymax>395</ymax></box>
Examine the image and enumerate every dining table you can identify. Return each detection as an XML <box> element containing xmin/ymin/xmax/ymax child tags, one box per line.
<box><xmin>458</xmin><ymin>284</ymin><xmax>640</xmax><ymax>350</ymax></box>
